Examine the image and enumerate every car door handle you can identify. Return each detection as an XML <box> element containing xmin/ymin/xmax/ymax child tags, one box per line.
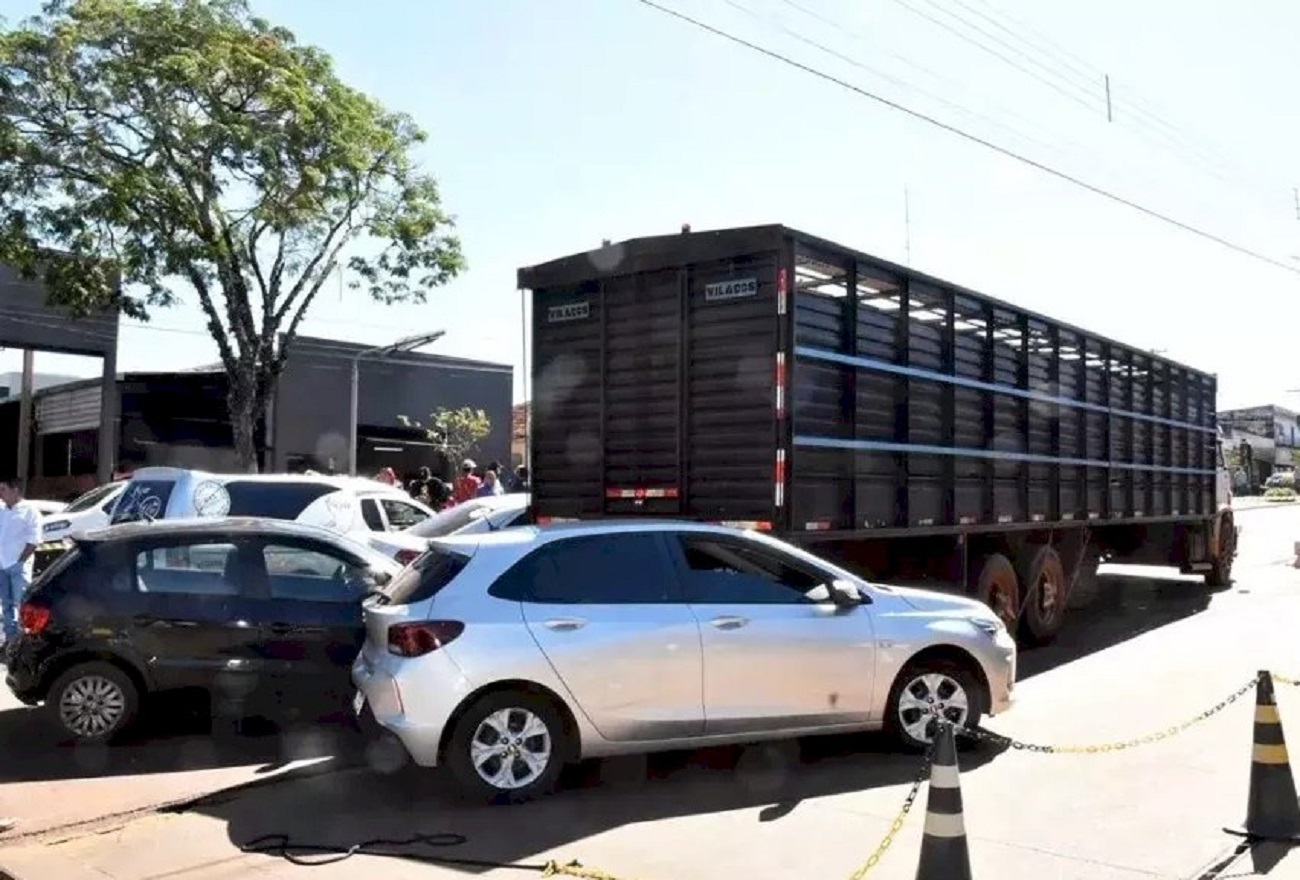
<box><xmin>134</xmin><ymin>614</ymin><xmax>196</xmax><ymax>628</ymax></box>
<box><xmin>542</xmin><ymin>617</ymin><xmax>587</xmax><ymax>632</ymax></box>
<box><xmin>709</xmin><ymin>615</ymin><xmax>750</xmax><ymax>630</ymax></box>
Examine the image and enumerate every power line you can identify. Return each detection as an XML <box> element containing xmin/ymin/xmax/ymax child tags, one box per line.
<box><xmin>636</xmin><ymin>0</ymin><xmax>1300</xmax><ymax>277</ymax></box>
<box><xmin>769</xmin><ymin>0</ymin><xmax>1132</xmax><ymax>196</ymax></box>
<box><xmin>952</xmin><ymin>0</ymin><xmax>1266</xmax><ymax>187</ymax></box>
<box><xmin>890</xmin><ymin>0</ymin><xmax>1250</xmax><ymax>192</ymax></box>
<box><xmin>722</xmin><ymin>0</ymin><xmax>1070</xmax><ymax>159</ymax></box>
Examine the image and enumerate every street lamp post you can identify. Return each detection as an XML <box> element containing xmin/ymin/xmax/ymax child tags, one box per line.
<box><xmin>349</xmin><ymin>330</ymin><xmax>447</xmax><ymax>476</ymax></box>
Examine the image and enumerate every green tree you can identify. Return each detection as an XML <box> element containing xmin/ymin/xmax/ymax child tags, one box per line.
<box><xmin>0</xmin><ymin>0</ymin><xmax>465</xmax><ymax>471</ymax></box>
<box><xmin>400</xmin><ymin>407</ymin><xmax>491</xmax><ymax>468</ymax></box>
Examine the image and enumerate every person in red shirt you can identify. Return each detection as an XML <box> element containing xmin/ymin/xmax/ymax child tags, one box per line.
<box><xmin>452</xmin><ymin>459</ymin><xmax>482</xmax><ymax>505</ymax></box>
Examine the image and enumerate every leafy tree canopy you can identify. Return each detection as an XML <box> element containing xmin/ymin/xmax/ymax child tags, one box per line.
<box><xmin>400</xmin><ymin>406</ymin><xmax>492</xmax><ymax>465</ymax></box>
<box><xmin>0</xmin><ymin>0</ymin><xmax>466</xmax><ymax>469</ymax></box>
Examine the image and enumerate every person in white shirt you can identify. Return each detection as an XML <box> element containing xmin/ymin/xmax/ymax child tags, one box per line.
<box><xmin>0</xmin><ymin>480</ymin><xmax>42</xmax><ymax>643</ymax></box>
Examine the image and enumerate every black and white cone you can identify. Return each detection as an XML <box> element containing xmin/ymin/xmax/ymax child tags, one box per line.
<box><xmin>915</xmin><ymin>721</ymin><xmax>974</xmax><ymax>880</ymax></box>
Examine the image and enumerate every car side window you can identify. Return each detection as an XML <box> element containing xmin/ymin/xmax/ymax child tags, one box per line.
<box><xmin>134</xmin><ymin>542</ymin><xmax>242</xmax><ymax>596</ymax></box>
<box><xmin>359</xmin><ymin>498</ymin><xmax>386</xmax><ymax>531</ymax></box>
<box><xmin>673</xmin><ymin>536</ymin><xmax>825</xmax><ymax>604</ymax></box>
<box><xmin>260</xmin><ymin>542</ymin><xmax>363</xmax><ymax>604</ymax></box>
<box><xmin>492</xmin><ymin>534</ymin><xmax>675</xmax><ymax>604</ymax></box>
<box><xmin>379</xmin><ymin>499</ymin><xmax>428</xmax><ymax>531</ymax></box>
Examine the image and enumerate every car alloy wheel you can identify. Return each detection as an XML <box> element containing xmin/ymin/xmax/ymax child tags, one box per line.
<box><xmin>446</xmin><ymin>690</ymin><xmax>570</xmax><ymax>803</ymax></box>
<box><xmin>55</xmin><ymin>670</ymin><xmax>133</xmax><ymax>738</ymax></box>
<box><xmin>469</xmin><ymin>706</ymin><xmax>553</xmax><ymax>791</ymax></box>
<box><xmin>896</xmin><ymin>671</ymin><xmax>970</xmax><ymax>744</ymax></box>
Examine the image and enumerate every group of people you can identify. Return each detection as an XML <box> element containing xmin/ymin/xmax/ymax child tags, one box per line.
<box><xmin>374</xmin><ymin>459</ymin><xmax>530</xmax><ymax>512</ymax></box>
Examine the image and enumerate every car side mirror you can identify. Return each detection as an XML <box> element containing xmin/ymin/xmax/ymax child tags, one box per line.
<box><xmin>364</xmin><ymin>568</ymin><xmax>392</xmax><ymax>588</ymax></box>
<box><xmin>829</xmin><ymin>579</ymin><xmax>865</xmax><ymax>607</ymax></box>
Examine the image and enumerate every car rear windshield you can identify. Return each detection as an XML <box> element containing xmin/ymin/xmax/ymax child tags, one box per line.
<box><xmin>223</xmin><ymin>481</ymin><xmax>337</xmax><ymax>520</ymax></box>
<box><xmin>381</xmin><ymin>545</ymin><xmax>471</xmax><ymax>605</ymax></box>
<box><xmin>110</xmin><ymin>480</ymin><xmax>176</xmax><ymax>524</ymax></box>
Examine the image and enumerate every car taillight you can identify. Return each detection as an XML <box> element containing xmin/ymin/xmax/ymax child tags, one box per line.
<box><xmin>387</xmin><ymin>621</ymin><xmax>465</xmax><ymax>657</ymax></box>
<box><xmin>394</xmin><ymin>548</ymin><xmax>421</xmax><ymax>566</ymax></box>
<box><xmin>20</xmin><ymin>603</ymin><xmax>51</xmax><ymax>635</ymax></box>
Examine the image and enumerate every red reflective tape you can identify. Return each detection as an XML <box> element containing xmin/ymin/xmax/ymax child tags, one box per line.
<box><xmin>605</xmin><ymin>487</ymin><xmax>680</xmax><ymax>499</ymax></box>
<box><xmin>804</xmin><ymin>520</ymin><xmax>832</xmax><ymax>531</ymax></box>
<box><xmin>775</xmin><ymin>352</ymin><xmax>787</xmax><ymax>419</ymax></box>
<box><xmin>774</xmin><ymin>449</ymin><xmax>787</xmax><ymax>508</ymax></box>
<box><xmin>713</xmin><ymin>520</ymin><xmax>774</xmax><ymax>531</ymax></box>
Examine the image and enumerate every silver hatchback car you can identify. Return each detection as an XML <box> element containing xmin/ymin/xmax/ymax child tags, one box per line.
<box><xmin>352</xmin><ymin>521</ymin><xmax>1016</xmax><ymax>802</ymax></box>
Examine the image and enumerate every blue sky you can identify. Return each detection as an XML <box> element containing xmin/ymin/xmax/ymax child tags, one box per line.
<box><xmin>4</xmin><ymin>0</ymin><xmax>1299</xmax><ymax>409</ymax></box>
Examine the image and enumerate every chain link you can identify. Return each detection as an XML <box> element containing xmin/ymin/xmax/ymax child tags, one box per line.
<box><xmin>844</xmin><ymin>738</ymin><xmax>937</xmax><ymax>880</ymax></box>
<box><xmin>542</xmin><ymin>860</ymin><xmax>638</xmax><ymax>880</ymax></box>
<box><xmin>1274</xmin><ymin>673</ymin><xmax>1300</xmax><ymax>687</ymax></box>
<box><xmin>961</xmin><ymin>677</ymin><xmax>1259</xmax><ymax>755</ymax></box>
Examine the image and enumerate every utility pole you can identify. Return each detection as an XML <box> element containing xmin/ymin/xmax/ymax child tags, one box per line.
<box><xmin>16</xmin><ymin>349</ymin><xmax>33</xmax><ymax>492</ymax></box>
<box><xmin>1104</xmin><ymin>75</ymin><xmax>1113</xmax><ymax>123</ymax></box>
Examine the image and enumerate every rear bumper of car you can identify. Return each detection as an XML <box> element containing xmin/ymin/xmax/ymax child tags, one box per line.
<box><xmin>5</xmin><ymin>638</ymin><xmax>51</xmax><ymax>705</ymax></box>
<box><xmin>351</xmin><ymin>649</ymin><xmax>473</xmax><ymax>767</ymax></box>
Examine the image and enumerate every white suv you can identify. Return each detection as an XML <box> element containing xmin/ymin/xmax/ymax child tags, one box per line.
<box><xmin>107</xmin><ymin>468</ymin><xmax>436</xmax><ymax>555</ymax></box>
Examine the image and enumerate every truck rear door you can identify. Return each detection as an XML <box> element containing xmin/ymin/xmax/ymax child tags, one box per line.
<box><xmin>527</xmin><ymin>243</ymin><xmax>783</xmax><ymax>529</ymax></box>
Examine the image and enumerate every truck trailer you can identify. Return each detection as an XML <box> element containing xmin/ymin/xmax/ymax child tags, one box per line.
<box><xmin>516</xmin><ymin>224</ymin><xmax>1236</xmax><ymax>645</ymax></box>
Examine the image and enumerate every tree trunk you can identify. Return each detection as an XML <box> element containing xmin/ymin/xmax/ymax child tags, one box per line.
<box><xmin>227</xmin><ymin>374</ymin><xmax>263</xmax><ymax>473</ymax></box>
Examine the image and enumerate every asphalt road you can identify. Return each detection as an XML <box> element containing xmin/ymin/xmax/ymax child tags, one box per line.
<box><xmin>3</xmin><ymin>504</ymin><xmax>1300</xmax><ymax>879</ymax></box>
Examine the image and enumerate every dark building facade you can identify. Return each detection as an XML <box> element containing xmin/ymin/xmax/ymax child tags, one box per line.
<box><xmin>0</xmin><ymin>335</ymin><xmax>514</xmax><ymax>500</ymax></box>
<box><xmin>0</xmin><ymin>261</ymin><xmax>120</xmax><ymax>485</ymax></box>
<box><xmin>270</xmin><ymin>336</ymin><xmax>514</xmax><ymax>476</ymax></box>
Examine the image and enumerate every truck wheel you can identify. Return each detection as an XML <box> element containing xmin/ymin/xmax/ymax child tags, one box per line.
<box><xmin>973</xmin><ymin>553</ymin><xmax>1020</xmax><ymax>632</ymax></box>
<box><xmin>1018</xmin><ymin>545</ymin><xmax>1068</xmax><ymax>646</ymax></box>
<box><xmin>1205</xmin><ymin>515</ymin><xmax>1235</xmax><ymax>588</ymax></box>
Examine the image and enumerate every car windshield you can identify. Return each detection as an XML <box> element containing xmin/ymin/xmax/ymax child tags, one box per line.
<box><xmin>64</xmin><ymin>483</ymin><xmax>121</xmax><ymax>513</ymax></box>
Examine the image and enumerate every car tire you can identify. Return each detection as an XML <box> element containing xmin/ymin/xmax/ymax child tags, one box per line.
<box><xmin>444</xmin><ymin>690</ymin><xmax>571</xmax><ymax>804</ymax></box>
<box><xmin>884</xmin><ymin>657</ymin><xmax>984</xmax><ymax>753</ymax></box>
<box><xmin>46</xmin><ymin>661</ymin><xmax>140</xmax><ymax>744</ymax></box>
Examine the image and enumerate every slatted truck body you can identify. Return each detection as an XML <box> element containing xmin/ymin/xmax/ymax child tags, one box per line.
<box><xmin>517</xmin><ymin>225</ymin><xmax>1236</xmax><ymax>645</ymax></box>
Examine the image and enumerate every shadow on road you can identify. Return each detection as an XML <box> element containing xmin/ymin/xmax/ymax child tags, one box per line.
<box><xmin>1018</xmin><ymin>571</ymin><xmax>1219</xmax><ymax>680</ymax></box>
<box><xmin>181</xmin><ymin>732</ymin><xmax>1004</xmax><ymax>874</ymax></box>
<box><xmin>0</xmin><ymin>695</ymin><xmax>362</xmax><ymax>784</ymax></box>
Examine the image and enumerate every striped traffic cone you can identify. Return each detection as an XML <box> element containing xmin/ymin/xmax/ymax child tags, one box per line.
<box><xmin>1225</xmin><ymin>671</ymin><xmax>1300</xmax><ymax>842</ymax></box>
<box><xmin>916</xmin><ymin>721</ymin><xmax>974</xmax><ymax>880</ymax></box>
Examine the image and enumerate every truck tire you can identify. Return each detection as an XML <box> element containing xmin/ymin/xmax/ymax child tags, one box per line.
<box><xmin>1205</xmin><ymin>514</ymin><xmax>1236</xmax><ymax>588</ymax></box>
<box><xmin>1017</xmin><ymin>544</ymin><xmax>1068</xmax><ymax>646</ymax></box>
<box><xmin>973</xmin><ymin>553</ymin><xmax>1020</xmax><ymax>632</ymax></box>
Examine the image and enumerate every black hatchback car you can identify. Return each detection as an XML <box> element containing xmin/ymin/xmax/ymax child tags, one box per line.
<box><xmin>5</xmin><ymin>518</ymin><xmax>402</xmax><ymax>743</ymax></box>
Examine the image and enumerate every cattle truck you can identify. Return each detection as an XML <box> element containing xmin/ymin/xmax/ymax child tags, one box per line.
<box><xmin>516</xmin><ymin>224</ymin><xmax>1236</xmax><ymax>645</ymax></box>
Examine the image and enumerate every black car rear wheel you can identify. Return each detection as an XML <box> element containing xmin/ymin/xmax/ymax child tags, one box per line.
<box><xmin>47</xmin><ymin>661</ymin><xmax>140</xmax><ymax>744</ymax></box>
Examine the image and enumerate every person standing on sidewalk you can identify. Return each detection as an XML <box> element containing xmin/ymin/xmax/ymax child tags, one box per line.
<box><xmin>0</xmin><ymin>479</ymin><xmax>42</xmax><ymax>645</ymax></box>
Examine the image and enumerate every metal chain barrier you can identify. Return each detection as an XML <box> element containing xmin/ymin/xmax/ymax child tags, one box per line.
<box><xmin>961</xmin><ymin>676</ymin><xmax>1259</xmax><ymax>754</ymax></box>
<box><xmin>1273</xmin><ymin>673</ymin><xmax>1300</xmax><ymax>687</ymax></box>
<box><xmin>844</xmin><ymin>738</ymin><xmax>937</xmax><ymax>879</ymax></box>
